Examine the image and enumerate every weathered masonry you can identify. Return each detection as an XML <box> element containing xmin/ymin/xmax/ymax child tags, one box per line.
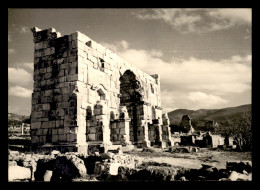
<box><xmin>30</xmin><ymin>27</ymin><xmax>173</xmax><ymax>154</ymax></box>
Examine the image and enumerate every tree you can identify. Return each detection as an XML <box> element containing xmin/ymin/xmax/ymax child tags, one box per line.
<box><xmin>214</xmin><ymin>111</ymin><xmax>252</xmax><ymax>151</ymax></box>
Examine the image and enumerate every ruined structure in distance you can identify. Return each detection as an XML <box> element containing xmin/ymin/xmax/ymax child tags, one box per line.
<box><xmin>30</xmin><ymin>27</ymin><xmax>173</xmax><ymax>154</ymax></box>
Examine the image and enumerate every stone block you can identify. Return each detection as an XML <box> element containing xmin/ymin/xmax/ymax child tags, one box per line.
<box><xmin>67</xmin><ymin>133</ymin><xmax>77</xmax><ymax>142</ymax></box>
<box><xmin>44</xmin><ymin>72</ymin><xmax>52</xmax><ymax>79</ymax></box>
<box><xmin>39</xmin><ymin>135</ymin><xmax>46</xmax><ymax>144</ymax></box>
<box><xmin>31</xmin><ymin>122</ymin><xmax>41</xmax><ymax>129</ymax></box>
<box><xmin>58</xmin><ymin>76</ymin><xmax>66</xmax><ymax>83</ymax></box>
<box><xmin>36</xmin><ymin>129</ymin><xmax>43</xmax><ymax>135</ymax></box>
<box><xmin>58</xmin><ymin>128</ymin><xmax>64</xmax><ymax>135</ymax></box>
<box><xmin>94</xmin><ymin>108</ymin><xmax>104</xmax><ymax>115</ymax></box>
<box><xmin>60</xmin><ymin>87</ymin><xmax>69</xmax><ymax>94</ymax></box>
<box><xmin>59</xmin><ymin>134</ymin><xmax>67</xmax><ymax>142</ymax></box>
<box><xmin>48</xmin><ymin>121</ymin><xmax>55</xmax><ymax>128</ymax></box>
<box><xmin>119</xmin><ymin>129</ymin><xmax>125</xmax><ymax>135</ymax></box>
<box><xmin>115</xmin><ymin>128</ymin><xmax>120</xmax><ymax>134</ymax></box>
<box><xmin>108</xmin><ymin>163</ymin><xmax>121</xmax><ymax>176</ymax></box>
<box><xmin>44</xmin><ymin>90</ymin><xmax>53</xmax><ymax>97</ymax></box>
<box><xmin>31</xmin><ymin>136</ymin><xmax>39</xmax><ymax>144</ymax></box>
<box><xmin>52</xmin><ymin>135</ymin><xmax>59</xmax><ymax>142</ymax></box>
<box><xmin>67</xmin><ymin>75</ymin><xmax>78</xmax><ymax>82</ymax></box>
<box><xmin>86</xmin><ymin>40</ymin><xmax>97</xmax><ymax>49</ymax></box>
<box><xmin>42</xmin><ymin>121</ymin><xmax>49</xmax><ymax>128</ymax></box>
<box><xmin>89</xmin><ymin>127</ymin><xmax>96</xmax><ymax>134</ymax></box>
<box><xmin>61</xmin><ymin>102</ymin><xmax>70</xmax><ymax>109</ymax></box>
<box><xmin>42</xmin><ymin>104</ymin><xmax>50</xmax><ymax>111</ymax></box>
<box><xmin>52</xmin><ymin>129</ymin><xmax>58</xmax><ymax>135</ymax></box>
<box><xmin>8</xmin><ymin>166</ymin><xmax>31</xmax><ymax>181</ymax></box>
<box><xmin>56</xmin><ymin>109</ymin><xmax>65</xmax><ymax>117</ymax></box>
<box><xmin>88</xmin><ymin>134</ymin><xmax>96</xmax><ymax>141</ymax></box>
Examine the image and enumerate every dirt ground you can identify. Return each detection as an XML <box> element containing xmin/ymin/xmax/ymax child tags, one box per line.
<box><xmin>125</xmin><ymin>148</ymin><xmax>252</xmax><ymax>170</ymax></box>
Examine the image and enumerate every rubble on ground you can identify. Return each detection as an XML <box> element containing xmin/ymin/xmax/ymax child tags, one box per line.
<box><xmin>8</xmin><ymin>149</ymin><xmax>252</xmax><ymax>182</ymax></box>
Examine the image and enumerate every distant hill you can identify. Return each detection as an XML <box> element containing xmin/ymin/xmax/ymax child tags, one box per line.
<box><xmin>167</xmin><ymin>104</ymin><xmax>251</xmax><ymax>125</ymax></box>
<box><xmin>8</xmin><ymin>113</ymin><xmax>30</xmax><ymax>123</ymax></box>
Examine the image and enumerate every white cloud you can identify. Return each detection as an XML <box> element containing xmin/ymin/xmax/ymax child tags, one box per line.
<box><xmin>22</xmin><ymin>62</ymin><xmax>34</xmax><ymax>70</ymax></box>
<box><xmin>105</xmin><ymin>40</ymin><xmax>251</xmax><ymax>111</ymax></box>
<box><xmin>101</xmin><ymin>40</ymin><xmax>129</xmax><ymax>53</ymax></box>
<box><xmin>118</xmin><ymin>51</ymin><xmax>251</xmax><ymax>95</ymax></box>
<box><xmin>187</xmin><ymin>91</ymin><xmax>228</xmax><ymax>105</ymax></box>
<box><xmin>150</xmin><ymin>50</ymin><xmax>163</xmax><ymax>57</ymax></box>
<box><xmin>9</xmin><ymin>24</ymin><xmax>30</xmax><ymax>36</ymax></box>
<box><xmin>8</xmin><ymin>49</ymin><xmax>15</xmax><ymax>54</ymax></box>
<box><xmin>134</xmin><ymin>8</ymin><xmax>251</xmax><ymax>33</ymax></box>
<box><xmin>161</xmin><ymin>90</ymin><xmax>228</xmax><ymax>113</ymax></box>
<box><xmin>209</xmin><ymin>9</ymin><xmax>251</xmax><ymax>24</ymax></box>
<box><xmin>9</xmin><ymin>86</ymin><xmax>32</xmax><ymax>98</ymax></box>
<box><xmin>120</xmin><ymin>40</ymin><xmax>129</xmax><ymax>49</ymax></box>
<box><xmin>8</xmin><ymin>67</ymin><xmax>32</xmax><ymax>86</ymax></box>
<box><xmin>20</xmin><ymin>26</ymin><xmax>30</xmax><ymax>33</ymax></box>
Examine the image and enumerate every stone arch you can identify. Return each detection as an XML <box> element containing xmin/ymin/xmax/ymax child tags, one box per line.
<box><xmin>119</xmin><ymin>69</ymin><xmax>144</xmax><ymax>143</ymax></box>
<box><xmin>97</xmin><ymin>88</ymin><xmax>105</xmax><ymax>100</ymax></box>
<box><xmin>92</xmin><ymin>84</ymin><xmax>107</xmax><ymax>101</ymax></box>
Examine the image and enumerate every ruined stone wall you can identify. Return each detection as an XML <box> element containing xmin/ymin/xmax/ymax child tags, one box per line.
<box><xmin>180</xmin><ymin>115</ymin><xmax>195</xmax><ymax>134</ymax></box>
<box><xmin>30</xmin><ymin>27</ymin><xmax>165</xmax><ymax>152</ymax></box>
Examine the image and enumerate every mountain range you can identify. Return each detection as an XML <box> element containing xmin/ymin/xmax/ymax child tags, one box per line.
<box><xmin>8</xmin><ymin>104</ymin><xmax>251</xmax><ymax>126</ymax></box>
<box><xmin>8</xmin><ymin>113</ymin><xmax>30</xmax><ymax>123</ymax></box>
<box><xmin>167</xmin><ymin>104</ymin><xmax>251</xmax><ymax>125</ymax></box>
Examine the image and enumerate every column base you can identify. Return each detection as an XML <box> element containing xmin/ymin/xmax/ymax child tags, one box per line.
<box><xmin>137</xmin><ymin>140</ymin><xmax>151</xmax><ymax>148</ymax></box>
<box><xmin>32</xmin><ymin>142</ymin><xmax>88</xmax><ymax>155</ymax></box>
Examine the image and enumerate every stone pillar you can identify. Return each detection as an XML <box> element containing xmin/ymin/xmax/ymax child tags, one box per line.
<box><xmin>153</xmin><ymin>123</ymin><xmax>163</xmax><ymax>145</ymax></box>
<box><xmin>161</xmin><ymin>113</ymin><xmax>174</xmax><ymax>147</ymax></box>
<box><xmin>21</xmin><ymin>123</ymin><xmax>24</xmax><ymax>135</ymax></box>
<box><xmin>137</xmin><ymin>120</ymin><xmax>151</xmax><ymax>148</ymax></box>
<box><xmin>180</xmin><ymin>115</ymin><xmax>195</xmax><ymax>134</ymax></box>
<box><xmin>118</xmin><ymin>106</ymin><xmax>132</xmax><ymax>145</ymax></box>
<box><xmin>94</xmin><ymin>100</ymin><xmax>112</xmax><ymax>150</ymax></box>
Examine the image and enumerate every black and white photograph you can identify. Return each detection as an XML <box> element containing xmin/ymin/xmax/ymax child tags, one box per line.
<box><xmin>8</xmin><ymin>8</ymin><xmax>252</xmax><ymax>182</ymax></box>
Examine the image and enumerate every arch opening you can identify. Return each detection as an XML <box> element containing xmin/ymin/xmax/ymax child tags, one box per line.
<box><xmin>119</xmin><ymin>70</ymin><xmax>144</xmax><ymax>143</ymax></box>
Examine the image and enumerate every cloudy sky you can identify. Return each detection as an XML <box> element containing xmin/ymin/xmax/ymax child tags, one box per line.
<box><xmin>8</xmin><ymin>8</ymin><xmax>252</xmax><ymax>115</ymax></box>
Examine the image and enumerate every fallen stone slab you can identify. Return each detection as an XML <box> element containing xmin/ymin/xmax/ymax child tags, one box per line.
<box><xmin>228</xmin><ymin>171</ymin><xmax>252</xmax><ymax>181</ymax></box>
<box><xmin>34</xmin><ymin>158</ymin><xmax>56</xmax><ymax>181</ymax></box>
<box><xmin>43</xmin><ymin>170</ymin><xmax>53</xmax><ymax>182</ymax></box>
<box><xmin>101</xmin><ymin>152</ymin><xmax>114</xmax><ymax>160</ymax></box>
<box><xmin>8</xmin><ymin>166</ymin><xmax>31</xmax><ymax>181</ymax></box>
<box><xmin>226</xmin><ymin>161</ymin><xmax>252</xmax><ymax>173</ymax></box>
<box><xmin>9</xmin><ymin>150</ymin><xmax>20</xmax><ymax>157</ymax></box>
<box><xmin>170</xmin><ymin>146</ymin><xmax>199</xmax><ymax>153</ymax></box>
<box><xmin>9</xmin><ymin>160</ymin><xmax>17</xmax><ymax>166</ymax></box>
<box><xmin>142</xmin><ymin>148</ymin><xmax>155</xmax><ymax>153</ymax></box>
<box><xmin>34</xmin><ymin>154</ymin><xmax>87</xmax><ymax>182</ymax></box>
<box><xmin>53</xmin><ymin>154</ymin><xmax>87</xmax><ymax>180</ymax></box>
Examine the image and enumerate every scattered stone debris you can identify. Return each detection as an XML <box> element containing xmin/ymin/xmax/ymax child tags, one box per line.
<box><xmin>170</xmin><ymin>146</ymin><xmax>200</xmax><ymax>153</ymax></box>
<box><xmin>8</xmin><ymin>149</ymin><xmax>252</xmax><ymax>182</ymax></box>
<box><xmin>226</xmin><ymin>161</ymin><xmax>252</xmax><ymax>173</ymax></box>
<box><xmin>142</xmin><ymin>147</ymin><xmax>155</xmax><ymax>153</ymax></box>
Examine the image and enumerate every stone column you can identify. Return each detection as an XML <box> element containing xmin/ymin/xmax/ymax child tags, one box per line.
<box><xmin>153</xmin><ymin>123</ymin><xmax>163</xmax><ymax>145</ymax></box>
<box><xmin>137</xmin><ymin>120</ymin><xmax>151</xmax><ymax>148</ymax></box>
<box><xmin>161</xmin><ymin>113</ymin><xmax>174</xmax><ymax>147</ymax></box>
<box><xmin>94</xmin><ymin>100</ymin><xmax>112</xmax><ymax>152</ymax></box>
<box><xmin>118</xmin><ymin>106</ymin><xmax>132</xmax><ymax>145</ymax></box>
<box><xmin>21</xmin><ymin>123</ymin><xmax>24</xmax><ymax>135</ymax></box>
